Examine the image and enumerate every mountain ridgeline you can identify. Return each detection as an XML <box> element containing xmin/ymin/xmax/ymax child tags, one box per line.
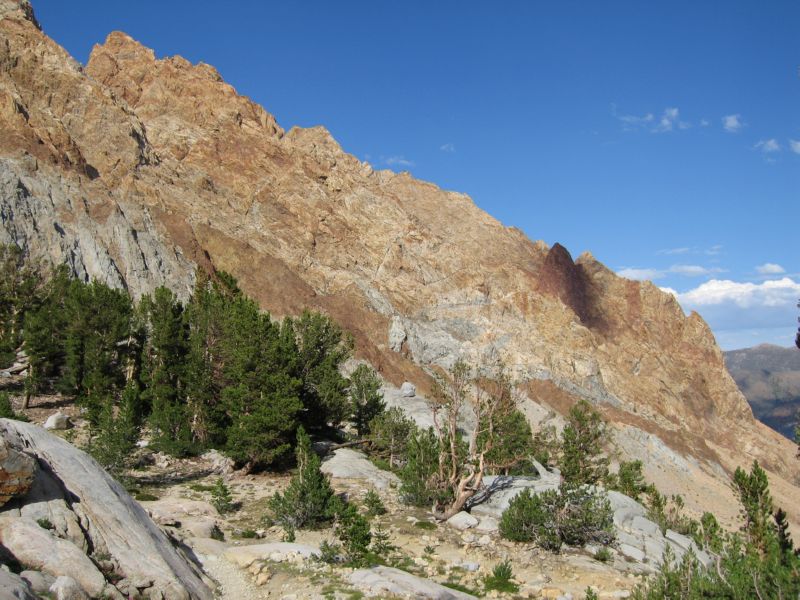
<box><xmin>0</xmin><ymin>0</ymin><xmax>798</xmax><ymax>529</ymax></box>
<box><xmin>724</xmin><ymin>344</ymin><xmax>800</xmax><ymax>440</ymax></box>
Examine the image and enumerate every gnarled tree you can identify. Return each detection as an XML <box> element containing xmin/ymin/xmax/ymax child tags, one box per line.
<box><xmin>427</xmin><ymin>361</ymin><xmax>522</xmax><ymax>520</ymax></box>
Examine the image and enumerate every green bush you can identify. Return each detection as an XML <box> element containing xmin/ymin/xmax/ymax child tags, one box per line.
<box><xmin>483</xmin><ymin>559</ymin><xmax>519</xmax><ymax>594</ymax></box>
<box><xmin>36</xmin><ymin>518</ymin><xmax>54</xmax><ymax>530</ymax></box>
<box><xmin>135</xmin><ymin>492</ymin><xmax>158</xmax><ymax>501</ymax></box>
<box><xmin>560</xmin><ymin>400</ymin><xmax>610</xmax><ymax>486</ymax></box>
<box><xmin>268</xmin><ymin>427</ymin><xmax>337</xmax><ymax>534</ymax></box>
<box><xmin>210</xmin><ymin>477</ymin><xmax>234</xmax><ymax>514</ymax></box>
<box><xmin>335</xmin><ymin>504</ymin><xmax>373</xmax><ymax>566</ymax></box>
<box><xmin>607</xmin><ymin>460</ymin><xmax>652</xmax><ymax>501</ymax></box>
<box><xmin>363</xmin><ymin>490</ymin><xmax>386</xmax><ymax>517</ymax></box>
<box><xmin>633</xmin><ymin>462</ymin><xmax>800</xmax><ymax>600</ymax></box>
<box><xmin>499</xmin><ymin>485</ymin><xmax>614</xmax><ymax>552</ymax></box>
<box><xmin>349</xmin><ymin>364</ymin><xmax>385</xmax><ymax>437</ymax></box>
<box><xmin>369</xmin><ymin>407</ymin><xmax>415</xmax><ymax>470</ymax></box>
<box><xmin>0</xmin><ymin>393</ymin><xmax>27</xmax><ymax>421</ymax></box>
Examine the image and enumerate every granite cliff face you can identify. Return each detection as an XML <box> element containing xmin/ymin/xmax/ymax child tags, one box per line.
<box><xmin>1</xmin><ymin>0</ymin><xmax>797</xmax><ymax>526</ymax></box>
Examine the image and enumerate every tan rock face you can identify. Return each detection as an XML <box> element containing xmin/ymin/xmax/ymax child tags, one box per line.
<box><xmin>0</xmin><ymin>2</ymin><xmax>798</xmax><ymax>528</ymax></box>
<box><xmin>0</xmin><ymin>436</ymin><xmax>36</xmax><ymax>506</ymax></box>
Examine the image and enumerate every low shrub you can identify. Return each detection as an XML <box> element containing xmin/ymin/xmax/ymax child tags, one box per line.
<box><xmin>499</xmin><ymin>485</ymin><xmax>614</xmax><ymax>552</ymax></box>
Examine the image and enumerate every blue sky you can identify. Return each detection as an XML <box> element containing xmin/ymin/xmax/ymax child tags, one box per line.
<box><xmin>33</xmin><ymin>1</ymin><xmax>800</xmax><ymax>350</ymax></box>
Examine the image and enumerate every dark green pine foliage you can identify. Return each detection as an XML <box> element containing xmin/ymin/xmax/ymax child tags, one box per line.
<box><xmin>560</xmin><ymin>399</ymin><xmax>610</xmax><ymax>486</ymax></box>
<box><xmin>90</xmin><ymin>379</ymin><xmax>141</xmax><ymax>474</ymax></box>
<box><xmin>182</xmin><ymin>272</ymin><xmax>223</xmax><ymax>448</ymax></box>
<box><xmin>732</xmin><ymin>460</ymin><xmax>773</xmax><ymax>554</ymax></box>
<box><xmin>142</xmin><ymin>287</ymin><xmax>192</xmax><ymax>456</ymax></box>
<box><xmin>478</xmin><ymin>408</ymin><xmax>538</xmax><ymax>475</ymax></box>
<box><xmin>221</xmin><ymin>293</ymin><xmax>302</xmax><ymax>470</ymax></box>
<box><xmin>60</xmin><ymin>281</ymin><xmax>134</xmax><ymax>424</ymax></box>
<box><xmin>0</xmin><ymin>245</ymin><xmax>41</xmax><ymax>368</ymax></box>
<box><xmin>23</xmin><ymin>267</ymin><xmax>71</xmax><ymax>404</ymax></box>
<box><xmin>632</xmin><ymin>460</ymin><xmax>800</xmax><ymax>600</ymax></box>
<box><xmin>268</xmin><ymin>426</ymin><xmax>337</xmax><ymax>534</ymax></box>
<box><xmin>292</xmin><ymin>310</ymin><xmax>353</xmax><ymax>430</ymax></box>
<box><xmin>348</xmin><ymin>364</ymin><xmax>385</xmax><ymax>437</ymax></box>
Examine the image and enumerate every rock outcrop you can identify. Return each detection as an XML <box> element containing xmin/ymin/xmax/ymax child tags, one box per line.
<box><xmin>0</xmin><ymin>419</ymin><xmax>214</xmax><ymax>600</ymax></box>
<box><xmin>0</xmin><ymin>0</ymin><xmax>798</xmax><ymax>529</ymax></box>
<box><xmin>0</xmin><ymin>436</ymin><xmax>36</xmax><ymax>506</ymax></box>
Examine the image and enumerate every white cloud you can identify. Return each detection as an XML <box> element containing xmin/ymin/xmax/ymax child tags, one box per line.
<box><xmin>789</xmin><ymin>139</ymin><xmax>800</xmax><ymax>154</ymax></box>
<box><xmin>722</xmin><ymin>114</ymin><xmax>743</xmax><ymax>133</ymax></box>
<box><xmin>756</xmin><ymin>263</ymin><xmax>785</xmax><ymax>275</ymax></box>
<box><xmin>617</xmin><ymin>268</ymin><xmax>665</xmax><ymax>281</ymax></box>
<box><xmin>754</xmin><ymin>139</ymin><xmax>781</xmax><ymax>153</ymax></box>
<box><xmin>654</xmin><ymin>107</ymin><xmax>680</xmax><ymax>132</ymax></box>
<box><xmin>617</xmin><ymin>264</ymin><xmax>724</xmax><ymax>281</ymax></box>
<box><xmin>439</xmin><ymin>143</ymin><xmax>455</xmax><ymax>153</ymax></box>
<box><xmin>669</xmin><ymin>264</ymin><xmax>725</xmax><ymax>277</ymax></box>
<box><xmin>705</xmin><ymin>245</ymin><xmax>723</xmax><ymax>256</ymax></box>
<box><xmin>670</xmin><ymin>277</ymin><xmax>800</xmax><ymax>349</ymax></box>
<box><xmin>657</xmin><ymin>247</ymin><xmax>691</xmax><ymax>255</ymax></box>
<box><xmin>384</xmin><ymin>155</ymin><xmax>415</xmax><ymax>168</ymax></box>
<box><xmin>699</xmin><ymin>119</ymin><xmax>710</xmax><ymax>127</ymax></box>
<box><xmin>677</xmin><ymin>277</ymin><xmax>800</xmax><ymax>308</ymax></box>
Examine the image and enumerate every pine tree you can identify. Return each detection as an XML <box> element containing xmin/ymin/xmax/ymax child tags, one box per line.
<box><xmin>142</xmin><ymin>287</ymin><xmax>191</xmax><ymax>456</ymax></box>
<box><xmin>349</xmin><ymin>364</ymin><xmax>385</xmax><ymax>437</ymax></box>
<box><xmin>369</xmin><ymin>407</ymin><xmax>415</xmax><ymax>469</ymax></box>
<box><xmin>560</xmin><ymin>400</ymin><xmax>610</xmax><ymax>486</ymax></box>
<box><xmin>293</xmin><ymin>310</ymin><xmax>353</xmax><ymax>430</ymax></box>
<box><xmin>0</xmin><ymin>245</ymin><xmax>41</xmax><ymax>369</ymax></box>
<box><xmin>90</xmin><ymin>379</ymin><xmax>140</xmax><ymax>474</ymax></box>
<box><xmin>268</xmin><ymin>426</ymin><xmax>337</xmax><ymax>533</ymax></box>
<box><xmin>733</xmin><ymin>460</ymin><xmax>774</xmax><ymax>554</ymax></box>
<box><xmin>22</xmin><ymin>267</ymin><xmax>70</xmax><ymax>407</ymax></box>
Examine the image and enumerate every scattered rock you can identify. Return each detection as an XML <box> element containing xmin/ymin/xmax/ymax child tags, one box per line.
<box><xmin>475</xmin><ymin>516</ymin><xmax>499</xmax><ymax>532</ymax></box>
<box><xmin>349</xmin><ymin>566</ymin><xmax>478</xmax><ymax>599</ymax></box>
<box><xmin>446</xmin><ymin>511</ymin><xmax>478</xmax><ymax>530</ymax></box>
<box><xmin>400</xmin><ymin>382</ymin><xmax>416</xmax><ymax>397</ymax></box>
<box><xmin>0</xmin><ymin>568</ymin><xmax>37</xmax><ymax>600</ymax></box>
<box><xmin>43</xmin><ymin>413</ymin><xmax>70</xmax><ymax>431</ymax></box>
<box><xmin>20</xmin><ymin>570</ymin><xmax>54</xmax><ymax>594</ymax></box>
<box><xmin>49</xmin><ymin>576</ymin><xmax>88</xmax><ymax>600</ymax></box>
<box><xmin>201</xmin><ymin>449</ymin><xmax>235</xmax><ymax>475</ymax></box>
<box><xmin>222</xmin><ymin>543</ymin><xmax>320</xmax><ymax>568</ymax></box>
<box><xmin>540</xmin><ymin>587</ymin><xmax>567</xmax><ymax>599</ymax></box>
<box><xmin>618</xmin><ymin>543</ymin><xmax>647</xmax><ymax>563</ymax></box>
<box><xmin>0</xmin><ymin>437</ymin><xmax>37</xmax><ymax>507</ymax></box>
<box><xmin>320</xmin><ymin>448</ymin><xmax>399</xmax><ymax>490</ymax></box>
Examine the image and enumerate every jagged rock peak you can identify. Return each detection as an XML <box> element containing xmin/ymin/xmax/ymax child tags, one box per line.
<box><xmin>0</xmin><ymin>0</ymin><xmax>39</xmax><ymax>30</ymax></box>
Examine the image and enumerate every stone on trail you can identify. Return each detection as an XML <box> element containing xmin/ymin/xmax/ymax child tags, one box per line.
<box><xmin>349</xmin><ymin>566</ymin><xmax>478</xmax><ymax>599</ymax></box>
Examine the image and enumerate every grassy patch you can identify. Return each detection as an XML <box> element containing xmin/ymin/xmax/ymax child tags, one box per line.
<box><xmin>134</xmin><ymin>492</ymin><xmax>159</xmax><ymax>501</ymax></box>
<box><xmin>414</xmin><ymin>520</ymin><xmax>436</xmax><ymax>531</ymax></box>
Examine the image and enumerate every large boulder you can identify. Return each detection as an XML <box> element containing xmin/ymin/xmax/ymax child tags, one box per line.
<box><xmin>0</xmin><ymin>517</ymin><xmax>107</xmax><ymax>597</ymax></box>
<box><xmin>470</xmin><ymin>464</ymin><xmax>561</xmax><ymax>520</ymax></box>
<box><xmin>320</xmin><ymin>448</ymin><xmax>399</xmax><ymax>490</ymax></box>
<box><xmin>0</xmin><ymin>419</ymin><xmax>214</xmax><ymax>600</ymax></box>
<box><xmin>43</xmin><ymin>413</ymin><xmax>70</xmax><ymax>431</ymax></box>
<box><xmin>0</xmin><ymin>568</ymin><xmax>37</xmax><ymax>600</ymax></box>
<box><xmin>223</xmin><ymin>543</ymin><xmax>320</xmax><ymax>568</ymax></box>
<box><xmin>349</xmin><ymin>566</ymin><xmax>478</xmax><ymax>599</ymax></box>
<box><xmin>0</xmin><ymin>437</ymin><xmax>36</xmax><ymax>507</ymax></box>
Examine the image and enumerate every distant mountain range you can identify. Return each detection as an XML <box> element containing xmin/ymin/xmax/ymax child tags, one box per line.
<box><xmin>724</xmin><ymin>344</ymin><xmax>800</xmax><ymax>440</ymax></box>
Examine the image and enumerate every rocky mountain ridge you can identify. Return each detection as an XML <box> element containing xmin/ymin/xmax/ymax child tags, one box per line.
<box><xmin>724</xmin><ymin>344</ymin><xmax>800</xmax><ymax>440</ymax></box>
<box><xmin>0</xmin><ymin>0</ymin><xmax>798</xmax><ymax>530</ymax></box>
